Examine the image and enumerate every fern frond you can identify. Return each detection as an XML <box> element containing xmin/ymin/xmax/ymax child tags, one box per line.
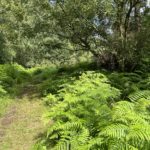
<box><xmin>107</xmin><ymin>140</ymin><xmax>138</xmax><ymax>150</ymax></box>
<box><xmin>127</xmin><ymin>124</ymin><xmax>150</xmax><ymax>142</ymax></box>
<box><xmin>86</xmin><ymin>137</ymin><xmax>104</xmax><ymax>150</ymax></box>
<box><xmin>112</xmin><ymin>100</ymin><xmax>150</xmax><ymax>125</ymax></box>
<box><xmin>128</xmin><ymin>90</ymin><xmax>150</xmax><ymax>101</ymax></box>
<box><xmin>100</xmin><ymin>124</ymin><xmax>128</xmax><ymax>139</ymax></box>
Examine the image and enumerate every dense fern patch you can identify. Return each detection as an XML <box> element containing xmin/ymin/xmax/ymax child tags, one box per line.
<box><xmin>35</xmin><ymin>71</ymin><xmax>150</xmax><ymax>150</ymax></box>
<box><xmin>0</xmin><ymin>64</ymin><xmax>149</xmax><ymax>150</ymax></box>
<box><xmin>107</xmin><ymin>71</ymin><xmax>150</xmax><ymax>99</ymax></box>
<box><xmin>0</xmin><ymin>64</ymin><xmax>32</xmax><ymax>94</ymax></box>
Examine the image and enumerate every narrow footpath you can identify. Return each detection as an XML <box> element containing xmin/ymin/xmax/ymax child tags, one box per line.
<box><xmin>0</xmin><ymin>96</ymin><xmax>47</xmax><ymax>150</ymax></box>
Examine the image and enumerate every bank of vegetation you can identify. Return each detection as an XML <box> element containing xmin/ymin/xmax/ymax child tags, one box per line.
<box><xmin>0</xmin><ymin>0</ymin><xmax>150</xmax><ymax>150</ymax></box>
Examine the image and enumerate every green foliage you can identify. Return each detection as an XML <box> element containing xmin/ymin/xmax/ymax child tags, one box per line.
<box><xmin>0</xmin><ymin>97</ymin><xmax>12</xmax><ymax>117</ymax></box>
<box><xmin>102</xmin><ymin>98</ymin><xmax>150</xmax><ymax>150</ymax></box>
<box><xmin>1</xmin><ymin>0</ymin><xmax>149</xmax><ymax>70</ymax></box>
<box><xmin>128</xmin><ymin>90</ymin><xmax>150</xmax><ymax>102</ymax></box>
<box><xmin>0</xmin><ymin>64</ymin><xmax>31</xmax><ymax>93</ymax></box>
<box><xmin>42</xmin><ymin>72</ymin><xmax>120</xmax><ymax>149</ymax></box>
<box><xmin>48</xmin><ymin>0</ymin><xmax>150</xmax><ymax>71</ymax></box>
<box><xmin>0</xmin><ymin>85</ymin><xmax>7</xmax><ymax>96</ymax></box>
<box><xmin>33</xmin><ymin>62</ymin><xmax>95</xmax><ymax>96</ymax></box>
<box><xmin>31</xmin><ymin>66</ymin><xmax>70</xmax><ymax>95</ymax></box>
<box><xmin>50</xmin><ymin>0</ymin><xmax>110</xmax><ymax>48</ymax></box>
<box><xmin>32</xmin><ymin>143</ymin><xmax>47</xmax><ymax>150</ymax></box>
<box><xmin>32</xmin><ymin>67</ymin><xmax>58</xmax><ymax>82</ymax></box>
<box><xmin>0</xmin><ymin>84</ymin><xmax>10</xmax><ymax>116</ymax></box>
<box><xmin>0</xmin><ymin>0</ymin><xmax>71</xmax><ymax>66</ymax></box>
<box><xmin>107</xmin><ymin>71</ymin><xmax>150</xmax><ymax>98</ymax></box>
<box><xmin>0</xmin><ymin>62</ymin><xmax>149</xmax><ymax>150</ymax></box>
<box><xmin>36</xmin><ymin>71</ymin><xmax>150</xmax><ymax>150</ymax></box>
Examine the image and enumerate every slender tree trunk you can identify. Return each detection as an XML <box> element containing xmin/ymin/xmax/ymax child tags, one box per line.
<box><xmin>134</xmin><ymin>3</ymin><xmax>141</xmax><ymax>32</ymax></box>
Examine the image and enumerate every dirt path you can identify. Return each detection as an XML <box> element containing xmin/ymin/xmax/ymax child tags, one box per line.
<box><xmin>0</xmin><ymin>97</ymin><xmax>47</xmax><ymax>150</ymax></box>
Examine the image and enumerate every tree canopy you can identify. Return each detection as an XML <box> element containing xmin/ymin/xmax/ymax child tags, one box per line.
<box><xmin>0</xmin><ymin>0</ymin><xmax>150</xmax><ymax>69</ymax></box>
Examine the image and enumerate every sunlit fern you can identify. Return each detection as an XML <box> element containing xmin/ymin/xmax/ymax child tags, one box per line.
<box><xmin>40</xmin><ymin>72</ymin><xmax>150</xmax><ymax>150</ymax></box>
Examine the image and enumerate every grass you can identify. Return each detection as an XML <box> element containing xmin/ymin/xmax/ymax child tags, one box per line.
<box><xmin>0</xmin><ymin>97</ymin><xmax>13</xmax><ymax>117</ymax></box>
<box><xmin>0</xmin><ymin>97</ymin><xmax>47</xmax><ymax>150</ymax></box>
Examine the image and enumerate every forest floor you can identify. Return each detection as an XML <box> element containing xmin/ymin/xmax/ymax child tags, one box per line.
<box><xmin>0</xmin><ymin>90</ymin><xmax>47</xmax><ymax>150</ymax></box>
